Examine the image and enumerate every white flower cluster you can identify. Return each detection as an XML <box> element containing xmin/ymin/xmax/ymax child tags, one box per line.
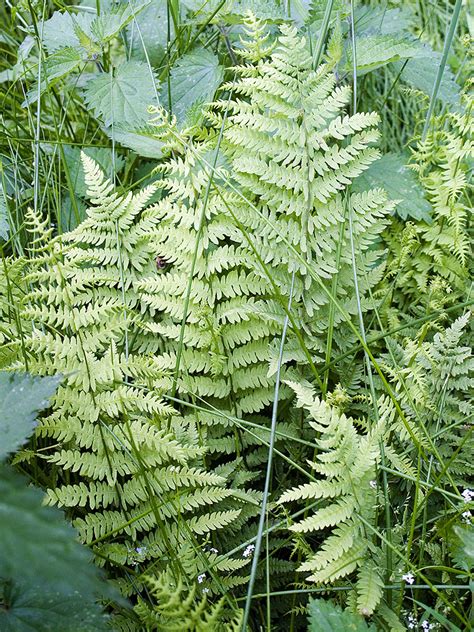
<box><xmin>407</xmin><ymin>614</ymin><xmax>434</xmax><ymax>630</ymax></box>
<box><xmin>243</xmin><ymin>544</ymin><xmax>255</xmax><ymax>558</ymax></box>
<box><xmin>402</xmin><ymin>571</ymin><xmax>415</xmax><ymax>585</ymax></box>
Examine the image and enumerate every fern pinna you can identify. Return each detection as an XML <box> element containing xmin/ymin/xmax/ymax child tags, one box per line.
<box><xmin>215</xmin><ymin>17</ymin><xmax>395</xmax><ymax>379</ymax></box>
<box><xmin>278</xmin><ymin>381</ymin><xmax>389</xmax><ymax>620</ymax></box>
<box><xmin>12</xmin><ymin>156</ymin><xmax>247</xmax><ymax>613</ymax></box>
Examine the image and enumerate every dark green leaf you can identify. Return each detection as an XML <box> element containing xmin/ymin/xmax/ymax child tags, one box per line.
<box><xmin>161</xmin><ymin>48</ymin><xmax>224</xmax><ymax>124</ymax></box>
<box><xmin>307</xmin><ymin>598</ymin><xmax>377</xmax><ymax>631</ymax></box>
<box><xmin>0</xmin><ymin>465</ymin><xmax>115</xmax><ymax>601</ymax></box>
<box><xmin>451</xmin><ymin>525</ymin><xmax>474</xmax><ymax>570</ymax></box>
<box><xmin>352</xmin><ymin>153</ymin><xmax>432</xmax><ymax>222</ymax></box>
<box><xmin>0</xmin><ymin>581</ymin><xmax>109</xmax><ymax>632</ymax></box>
<box><xmin>84</xmin><ymin>61</ymin><xmax>159</xmax><ymax>127</ymax></box>
<box><xmin>355</xmin><ymin>6</ymin><xmax>413</xmax><ymax>35</ymax></box>
<box><xmin>0</xmin><ymin>372</ymin><xmax>60</xmax><ymax>460</ymax></box>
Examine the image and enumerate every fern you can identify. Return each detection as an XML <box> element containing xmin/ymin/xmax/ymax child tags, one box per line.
<box><xmin>278</xmin><ymin>381</ymin><xmax>386</xmax><ymax>617</ymax></box>
<box><xmin>384</xmin><ymin>93</ymin><xmax>473</xmax><ymax>313</ymax></box>
<box><xmin>11</xmin><ymin>156</ymin><xmax>245</xmax><ymax>601</ymax></box>
<box><xmin>215</xmin><ymin>18</ymin><xmax>395</xmax><ymax>376</ymax></box>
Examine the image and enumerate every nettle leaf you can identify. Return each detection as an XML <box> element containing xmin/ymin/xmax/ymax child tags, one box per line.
<box><xmin>451</xmin><ymin>525</ymin><xmax>474</xmax><ymax>571</ymax></box>
<box><xmin>224</xmin><ymin>0</ymin><xmax>286</xmax><ymax>22</ymax></box>
<box><xmin>354</xmin><ymin>6</ymin><xmax>412</xmax><ymax>35</ymax></box>
<box><xmin>307</xmin><ymin>0</ymin><xmax>348</xmax><ymax>26</ymax></box>
<box><xmin>0</xmin><ymin>583</ymin><xmax>109</xmax><ymax>632</ymax></box>
<box><xmin>352</xmin><ymin>153</ymin><xmax>432</xmax><ymax>222</ymax></box>
<box><xmin>108</xmin><ymin>124</ymin><xmax>164</xmax><ymax>158</ymax></box>
<box><xmin>24</xmin><ymin>47</ymin><xmax>85</xmax><ymax>106</ymax></box>
<box><xmin>0</xmin><ymin>182</ymin><xmax>9</xmax><ymax>241</ymax></box>
<box><xmin>128</xmin><ymin>0</ymin><xmax>172</xmax><ymax>66</ymax></box>
<box><xmin>0</xmin><ymin>372</ymin><xmax>60</xmax><ymax>460</ymax></box>
<box><xmin>161</xmin><ymin>48</ymin><xmax>224</xmax><ymax>124</ymax></box>
<box><xmin>346</xmin><ymin>34</ymin><xmax>423</xmax><ymax>74</ymax></box>
<box><xmin>307</xmin><ymin>598</ymin><xmax>377</xmax><ymax>631</ymax></box>
<box><xmin>41</xmin><ymin>10</ymin><xmax>95</xmax><ymax>53</ymax></box>
<box><xmin>0</xmin><ymin>466</ymin><xmax>112</xmax><ymax>630</ymax></box>
<box><xmin>90</xmin><ymin>1</ymin><xmax>150</xmax><ymax>43</ymax></box>
<box><xmin>396</xmin><ymin>52</ymin><xmax>461</xmax><ymax>106</ymax></box>
<box><xmin>84</xmin><ymin>61</ymin><xmax>159</xmax><ymax>127</ymax></box>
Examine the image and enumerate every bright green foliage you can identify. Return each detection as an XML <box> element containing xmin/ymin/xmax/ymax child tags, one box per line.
<box><xmin>216</xmin><ymin>19</ymin><xmax>395</xmax><ymax>370</ymax></box>
<box><xmin>385</xmin><ymin>97</ymin><xmax>473</xmax><ymax>312</ymax></box>
<box><xmin>381</xmin><ymin>312</ymin><xmax>474</xmax><ymax>485</ymax></box>
<box><xmin>122</xmin><ymin>570</ymin><xmax>243</xmax><ymax>630</ymax></box>
<box><xmin>278</xmin><ymin>381</ymin><xmax>385</xmax><ymax>616</ymax></box>
<box><xmin>138</xmin><ymin>110</ymin><xmax>285</xmax><ymax>460</ymax></box>
<box><xmin>11</xmin><ymin>156</ymin><xmax>244</xmax><ymax>597</ymax></box>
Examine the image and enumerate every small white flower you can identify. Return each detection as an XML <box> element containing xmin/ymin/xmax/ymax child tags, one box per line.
<box><xmin>197</xmin><ymin>573</ymin><xmax>206</xmax><ymax>584</ymax></box>
<box><xmin>369</xmin><ymin>480</ymin><xmax>377</xmax><ymax>489</ymax></box>
<box><xmin>402</xmin><ymin>572</ymin><xmax>415</xmax><ymax>585</ymax></box>
<box><xmin>202</xmin><ymin>587</ymin><xmax>210</xmax><ymax>594</ymax></box>
<box><xmin>462</xmin><ymin>489</ymin><xmax>474</xmax><ymax>503</ymax></box>
<box><xmin>462</xmin><ymin>510</ymin><xmax>472</xmax><ymax>523</ymax></box>
<box><xmin>421</xmin><ymin>620</ymin><xmax>434</xmax><ymax>631</ymax></box>
<box><xmin>209</xmin><ymin>547</ymin><xmax>218</xmax><ymax>554</ymax></box>
<box><xmin>243</xmin><ymin>544</ymin><xmax>255</xmax><ymax>558</ymax></box>
<box><xmin>407</xmin><ymin>614</ymin><xmax>416</xmax><ymax>629</ymax></box>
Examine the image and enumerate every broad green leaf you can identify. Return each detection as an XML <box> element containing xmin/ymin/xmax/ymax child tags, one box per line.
<box><xmin>0</xmin><ymin>372</ymin><xmax>60</xmax><ymax>460</ymax></box>
<box><xmin>0</xmin><ymin>582</ymin><xmax>109</xmax><ymax>632</ymax></box>
<box><xmin>346</xmin><ymin>34</ymin><xmax>423</xmax><ymax>74</ymax></box>
<box><xmin>84</xmin><ymin>61</ymin><xmax>159</xmax><ymax>127</ymax></box>
<box><xmin>23</xmin><ymin>47</ymin><xmax>85</xmax><ymax>106</ymax></box>
<box><xmin>128</xmin><ymin>0</ymin><xmax>172</xmax><ymax>66</ymax></box>
<box><xmin>307</xmin><ymin>0</ymin><xmax>348</xmax><ymax>26</ymax></box>
<box><xmin>351</xmin><ymin>153</ymin><xmax>432</xmax><ymax>222</ymax></box>
<box><xmin>41</xmin><ymin>10</ymin><xmax>95</xmax><ymax>53</ymax></box>
<box><xmin>0</xmin><ymin>182</ymin><xmax>9</xmax><ymax>241</ymax></box>
<box><xmin>63</xmin><ymin>146</ymin><xmax>125</xmax><ymax>198</ymax></box>
<box><xmin>60</xmin><ymin>195</ymin><xmax>87</xmax><ymax>232</ymax></box>
<box><xmin>354</xmin><ymin>6</ymin><xmax>413</xmax><ymax>35</ymax></box>
<box><xmin>0</xmin><ymin>466</ymin><xmax>112</xmax><ymax>629</ymax></box>
<box><xmin>91</xmin><ymin>1</ymin><xmax>150</xmax><ymax>43</ymax></box>
<box><xmin>108</xmin><ymin>124</ymin><xmax>164</xmax><ymax>159</ymax></box>
<box><xmin>451</xmin><ymin>525</ymin><xmax>474</xmax><ymax>570</ymax></box>
<box><xmin>161</xmin><ymin>48</ymin><xmax>224</xmax><ymax>124</ymax></box>
<box><xmin>396</xmin><ymin>52</ymin><xmax>461</xmax><ymax>106</ymax></box>
<box><xmin>307</xmin><ymin>598</ymin><xmax>377</xmax><ymax>631</ymax></box>
<box><xmin>225</xmin><ymin>0</ymin><xmax>285</xmax><ymax>22</ymax></box>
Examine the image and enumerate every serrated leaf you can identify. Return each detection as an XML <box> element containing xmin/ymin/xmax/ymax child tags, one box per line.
<box><xmin>84</xmin><ymin>61</ymin><xmax>159</xmax><ymax>127</ymax></box>
<box><xmin>451</xmin><ymin>525</ymin><xmax>474</xmax><ymax>570</ymax></box>
<box><xmin>307</xmin><ymin>0</ymin><xmax>348</xmax><ymax>26</ymax></box>
<box><xmin>0</xmin><ymin>582</ymin><xmax>109</xmax><ymax>632</ymax></box>
<box><xmin>91</xmin><ymin>1</ymin><xmax>150</xmax><ymax>43</ymax></box>
<box><xmin>107</xmin><ymin>124</ymin><xmax>164</xmax><ymax>158</ymax></box>
<box><xmin>225</xmin><ymin>0</ymin><xmax>285</xmax><ymax>22</ymax></box>
<box><xmin>307</xmin><ymin>598</ymin><xmax>377</xmax><ymax>631</ymax></box>
<box><xmin>351</xmin><ymin>153</ymin><xmax>432</xmax><ymax>222</ymax></box>
<box><xmin>24</xmin><ymin>47</ymin><xmax>85</xmax><ymax>106</ymax></box>
<box><xmin>355</xmin><ymin>6</ymin><xmax>413</xmax><ymax>35</ymax></box>
<box><xmin>128</xmin><ymin>0</ymin><xmax>172</xmax><ymax>66</ymax></box>
<box><xmin>0</xmin><ymin>372</ymin><xmax>60</xmax><ymax>460</ymax></box>
<box><xmin>161</xmin><ymin>48</ymin><xmax>224</xmax><ymax>124</ymax></box>
<box><xmin>346</xmin><ymin>34</ymin><xmax>423</xmax><ymax>74</ymax></box>
<box><xmin>41</xmin><ymin>10</ymin><xmax>95</xmax><ymax>53</ymax></box>
<box><xmin>0</xmin><ymin>466</ymin><xmax>114</xmax><ymax>629</ymax></box>
<box><xmin>396</xmin><ymin>52</ymin><xmax>461</xmax><ymax>106</ymax></box>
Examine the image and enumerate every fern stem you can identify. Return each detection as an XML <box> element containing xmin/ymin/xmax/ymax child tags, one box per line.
<box><xmin>242</xmin><ymin>272</ymin><xmax>296</xmax><ymax>631</ymax></box>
